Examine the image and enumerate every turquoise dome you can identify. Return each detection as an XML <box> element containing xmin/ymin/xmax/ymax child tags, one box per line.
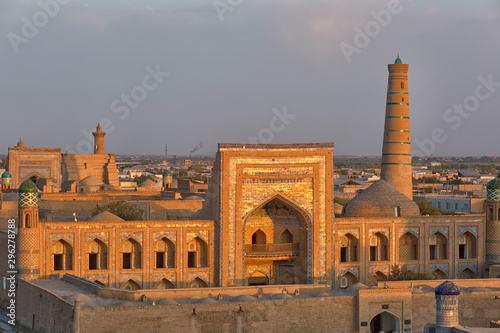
<box><xmin>487</xmin><ymin>178</ymin><xmax>500</xmax><ymax>190</ymax></box>
<box><xmin>394</xmin><ymin>57</ymin><xmax>402</xmax><ymax>64</ymax></box>
<box><xmin>2</xmin><ymin>171</ymin><xmax>12</xmax><ymax>178</ymax></box>
<box><xmin>19</xmin><ymin>180</ymin><xmax>38</xmax><ymax>194</ymax></box>
<box><xmin>435</xmin><ymin>280</ymin><xmax>460</xmax><ymax>296</ymax></box>
<box><xmin>163</xmin><ymin>170</ymin><xmax>172</xmax><ymax>176</ymax></box>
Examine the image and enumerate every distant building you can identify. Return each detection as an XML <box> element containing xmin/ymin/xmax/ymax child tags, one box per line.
<box><xmin>7</xmin><ymin>138</ymin><xmax>61</xmax><ymax>189</ymax></box>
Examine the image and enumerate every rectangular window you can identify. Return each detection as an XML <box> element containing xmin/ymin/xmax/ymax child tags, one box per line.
<box><xmin>188</xmin><ymin>252</ymin><xmax>197</xmax><ymax>268</ymax></box>
<box><xmin>459</xmin><ymin>244</ymin><xmax>467</xmax><ymax>259</ymax></box>
<box><xmin>446</xmin><ymin>202</ymin><xmax>450</xmax><ymax>210</ymax></box>
<box><xmin>437</xmin><ymin>202</ymin><xmax>441</xmax><ymax>209</ymax></box>
<box><xmin>370</xmin><ymin>246</ymin><xmax>378</xmax><ymax>261</ymax></box>
<box><xmin>395</xmin><ymin>206</ymin><xmax>401</xmax><ymax>217</ymax></box>
<box><xmin>156</xmin><ymin>252</ymin><xmax>165</xmax><ymax>268</ymax></box>
<box><xmin>430</xmin><ymin>245</ymin><xmax>437</xmax><ymax>260</ymax></box>
<box><xmin>464</xmin><ymin>204</ymin><xmax>468</xmax><ymax>211</ymax></box>
<box><xmin>455</xmin><ymin>203</ymin><xmax>459</xmax><ymax>210</ymax></box>
<box><xmin>54</xmin><ymin>254</ymin><xmax>64</xmax><ymax>270</ymax></box>
<box><xmin>89</xmin><ymin>253</ymin><xmax>98</xmax><ymax>270</ymax></box>
<box><xmin>340</xmin><ymin>247</ymin><xmax>348</xmax><ymax>262</ymax></box>
<box><xmin>123</xmin><ymin>253</ymin><xmax>132</xmax><ymax>269</ymax></box>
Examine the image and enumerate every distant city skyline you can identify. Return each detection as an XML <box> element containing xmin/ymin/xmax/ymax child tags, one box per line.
<box><xmin>1</xmin><ymin>0</ymin><xmax>499</xmax><ymax>156</ymax></box>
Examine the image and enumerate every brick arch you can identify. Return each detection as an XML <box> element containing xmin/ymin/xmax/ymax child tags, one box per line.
<box><xmin>399</xmin><ymin>232</ymin><xmax>418</xmax><ymax>261</ymax></box>
<box><xmin>430</xmin><ymin>268</ymin><xmax>447</xmax><ymax>279</ymax></box>
<box><xmin>86</xmin><ymin>238</ymin><xmax>108</xmax><ymax>270</ymax></box>
<box><xmin>121</xmin><ymin>279</ymin><xmax>141</xmax><ymax>290</ymax></box>
<box><xmin>20</xmin><ymin>172</ymin><xmax>45</xmax><ymax>186</ymax></box>
<box><xmin>368</xmin><ymin>271</ymin><xmax>387</xmax><ymax>286</ymax></box>
<box><xmin>279</xmin><ymin>270</ymin><xmax>295</xmax><ymax>284</ymax></box>
<box><xmin>93</xmin><ymin>280</ymin><xmax>106</xmax><ymax>287</ymax></box>
<box><xmin>242</xmin><ymin>193</ymin><xmax>312</xmax><ymax>285</ymax></box>
<box><xmin>242</xmin><ymin>193</ymin><xmax>312</xmax><ymax>229</ymax></box>
<box><xmin>340</xmin><ymin>271</ymin><xmax>358</xmax><ymax>287</ymax></box>
<box><xmin>459</xmin><ymin>268</ymin><xmax>476</xmax><ymax>279</ymax></box>
<box><xmin>154</xmin><ymin>278</ymin><xmax>175</xmax><ymax>289</ymax></box>
<box><xmin>370</xmin><ymin>310</ymin><xmax>401</xmax><ymax>333</ymax></box>
<box><xmin>51</xmin><ymin>239</ymin><xmax>73</xmax><ymax>271</ymax></box>
<box><xmin>187</xmin><ymin>277</ymin><xmax>208</xmax><ymax>288</ymax></box>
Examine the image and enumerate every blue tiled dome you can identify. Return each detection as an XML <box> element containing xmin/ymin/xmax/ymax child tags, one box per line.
<box><xmin>435</xmin><ymin>280</ymin><xmax>460</xmax><ymax>296</ymax></box>
<box><xmin>162</xmin><ymin>170</ymin><xmax>172</xmax><ymax>176</ymax></box>
<box><xmin>2</xmin><ymin>171</ymin><xmax>12</xmax><ymax>178</ymax></box>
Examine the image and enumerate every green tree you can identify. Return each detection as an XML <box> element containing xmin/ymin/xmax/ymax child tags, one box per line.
<box><xmin>91</xmin><ymin>201</ymin><xmax>144</xmax><ymax>221</ymax></box>
<box><xmin>389</xmin><ymin>265</ymin><xmax>431</xmax><ymax>281</ymax></box>
<box><xmin>481</xmin><ymin>164</ymin><xmax>496</xmax><ymax>174</ymax></box>
<box><xmin>133</xmin><ymin>175</ymin><xmax>157</xmax><ymax>184</ymax></box>
<box><xmin>416</xmin><ymin>199</ymin><xmax>444</xmax><ymax>216</ymax></box>
<box><xmin>334</xmin><ymin>197</ymin><xmax>349</xmax><ymax>206</ymax></box>
<box><xmin>174</xmin><ymin>169</ymin><xmax>188</xmax><ymax>179</ymax></box>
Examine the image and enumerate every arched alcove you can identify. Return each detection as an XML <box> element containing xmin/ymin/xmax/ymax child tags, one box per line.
<box><xmin>370</xmin><ymin>311</ymin><xmax>400</xmax><ymax>333</ymax></box>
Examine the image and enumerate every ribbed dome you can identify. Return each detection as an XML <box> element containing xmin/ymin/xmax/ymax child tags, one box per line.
<box><xmin>139</xmin><ymin>179</ymin><xmax>159</xmax><ymax>187</ymax></box>
<box><xmin>88</xmin><ymin>211</ymin><xmax>125</xmax><ymax>222</ymax></box>
<box><xmin>487</xmin><ymin>178</ymin><xmax>500</xmax><ymax>190</ymax></box>
<box><xmin>184</xmin><ymin>195</ymin><xmax>203</xmax><ymax>200</ymax></box>
<box><xmin>342</xmin><ymin>179</ymin><xmax>420</xmax><ymax>217</ymax></box>
<box><xmin>79</xmin><ymin>176</ymin><xmax>104</xmax><ymax>186</ymax></box>
<box><xmin>19</xmin><ymin>180</ymin><xmax>38</xmax><ymax>193</ymax></box>
<box><xmin>2</xmin><ymin>171</ymin><xmax>12</xmax><ymax>178</ymax></box>
<box><xmin>435</xmin><ymin>280</ymin><xmax>460</xmax><ymax>296</ymax></box>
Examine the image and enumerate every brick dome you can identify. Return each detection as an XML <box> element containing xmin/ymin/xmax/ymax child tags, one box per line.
<box><xmin>341</xmin><ymin>179</ymin><xmax>420</xmax><ymax>217</ymax></box>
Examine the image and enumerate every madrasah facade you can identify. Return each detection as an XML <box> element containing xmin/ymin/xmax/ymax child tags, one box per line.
<box><xmin>2</xmin><ymin>56</ymin><xmax>499</xmax><ymax>291</ymax></box>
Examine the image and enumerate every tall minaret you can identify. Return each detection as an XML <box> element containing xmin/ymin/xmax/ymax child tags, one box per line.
<box><xmin>381</xmin><ymin>54</ymin><xmax>412</xmax><ymax>199</ymax></box>
<box><xmin>92</xmin><ymin>123</ymin><xmax>106</xmax><ymax>154</ymax></box>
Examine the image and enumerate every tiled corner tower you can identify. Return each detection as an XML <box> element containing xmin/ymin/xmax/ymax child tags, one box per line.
<box><xmin>17</xmin><ymin>180</ymin><xmax>40</xmax><ymax>280</ymax></box>
<box><xmin>485</xmin><ymin>178</ymin><xmax>500</xmax><ymax>276</ymax></box>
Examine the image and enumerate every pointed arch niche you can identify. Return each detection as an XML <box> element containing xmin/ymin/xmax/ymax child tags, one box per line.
<box><xmin>243</xmin><ymin>195</ymin><xmax>311</xmax><ymax>285</ymax></box>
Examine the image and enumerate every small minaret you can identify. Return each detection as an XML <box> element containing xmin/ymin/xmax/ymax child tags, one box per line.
<box><xmin>1</xmin><ymin>171</ymin><xmax>12</xmax><ymax>192</ymax></box>
<box><xmin>92</xmin><ymin>123</ymin><xmax>106</xmax><ymax>154</ymax></box>
<box><xmin>17</xmin><ymin>180</ymin><xmax>41</xmax><ymax>279</ymax></box>
<box><xmin>162</xmin><ymin>170</ymin><xmax>173</xmax><ymax>189</ymax></box>
<box><xmin>434</xmin><ymin>280</ymin><xmax>460</xmax><ymax>333</ymax></box>
<box><xmin>485</xmin><ymin>178</ymin><xmax>500</xmax><ymax>275</ymax></box>
<box><xmin>381</xmin><ymin>54</ymin><xmax>413</xmax><ymax>199</ymax></box>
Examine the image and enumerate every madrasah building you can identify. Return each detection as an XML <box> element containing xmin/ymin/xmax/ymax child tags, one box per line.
<box><xmin>1</xmin><ymin>56</ymin><xmax>499</xmax><ymax>292</ymax></box>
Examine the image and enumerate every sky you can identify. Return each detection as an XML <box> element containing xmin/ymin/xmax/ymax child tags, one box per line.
<box><xmin>1</xmin><ymin>0</ymin><xmax>499</xmax><ymax>157</ymax></box>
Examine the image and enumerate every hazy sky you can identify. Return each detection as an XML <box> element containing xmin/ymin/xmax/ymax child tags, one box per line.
<box><xmin>1</xmin><ymin>0</ymin><xmax>499</xmax><ymax>157</ymax></box>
